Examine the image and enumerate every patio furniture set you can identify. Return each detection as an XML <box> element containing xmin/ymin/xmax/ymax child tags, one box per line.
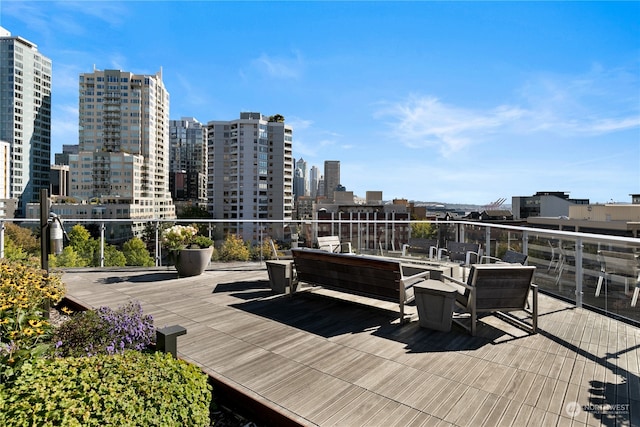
<box><xmin>266</xmin><ymin>236</ymin><xmax>538</xmax><ymax>336</ymax></box>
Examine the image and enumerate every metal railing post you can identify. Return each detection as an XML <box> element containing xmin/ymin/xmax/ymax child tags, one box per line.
<box><xmin>575</xmin><ymin>237</ymin><xmax>584</xmax><ymax>308</ymax></box>
<box><xmin>40</xmin><ymin>189</ymin><xmax>49</xmax><ymax>273</ymax></box>
<box><xmin>485</xmin><ymin>226</ymin><xmax>491</xmax><ymax>260</ymax></box>
<box><xmin>155</xmin><ymin>221</ymin><xmax>160</xmax><ymax>267</ymax></box>
<box><xmin>0</xmin><ymin>221</ymin><xmax>4</xmax><ymax>259</ymax></box>
<box><xmin>99</xmin><ymin>222</ymin><xmax>105</xmax><ymax>268</ymax></box>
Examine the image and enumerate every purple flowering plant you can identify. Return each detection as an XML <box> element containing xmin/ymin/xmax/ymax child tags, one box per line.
<box><xmin>53</xmin><ymin>300</ymin><xmax>154</xmax><ymax>357</ymax></box>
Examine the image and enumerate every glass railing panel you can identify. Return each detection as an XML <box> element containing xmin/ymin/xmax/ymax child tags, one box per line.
<box><xmin>580</xmin><ymin>238</ymin><xmax>639</xmax><ymax>322</ymax></box>
<box><xmin>527</xmin><ymin>234</ymin><xmax>581</xmax><ymax>303</ymax></box>
<box><xmin>483</xmin><ymin>227</ymin><xmax>526</xmax><ymax>262</ymax></box>
<box><xmin>2</xmin><ymin>217</ymin><xmax>637</xmax><ymax>324</ymax></box>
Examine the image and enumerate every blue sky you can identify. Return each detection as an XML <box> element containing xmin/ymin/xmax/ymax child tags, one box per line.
<box><xmin>2</xmin><ymin>1</ymin><xmax>639</xmax><ymax>205</ymax></box>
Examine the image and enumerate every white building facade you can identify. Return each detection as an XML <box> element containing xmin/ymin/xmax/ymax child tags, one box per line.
<box><xmin>47</xmin><ymin>68</ymin><xmax>176</xmax><ymax>242</ymax></box>
<box><xmin>207</xmin><ymin>112</ymin><xmax>294</xmax><ymax>243</ymax></box>
<box><xmin>0</xmin><ymin>28</ymin><xmax>52</xmax><ymax>217</ymax></box>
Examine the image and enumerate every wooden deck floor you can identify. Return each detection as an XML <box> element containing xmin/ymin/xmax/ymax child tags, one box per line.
<box><xmin>61</xmin><ymin>263</ymin><xmax>640</xmax><ymax>427</ymax></box>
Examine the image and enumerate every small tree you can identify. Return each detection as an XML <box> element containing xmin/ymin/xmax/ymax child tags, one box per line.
<box><xmin>411</xmin><ymin>222</ymin><xmax>436</xmax><ymax>239</ymax></box>
<box><xmin>103</xmin><ymin>245</ymin><xmax>126</xmax><ymax>267</ymax></box>
<box><xmin>49</xmin><ymin>246</ymin><xmax>86</xmax><ymax>268</ymax></box>
<box><xmin>4</xmin><ymin>223</ymin><xmax>39</xmax><ymax>256</ymax></box>
<box><xmin>3</xmin><ymin>239</ymin><xmax>29</xmax><ymax>262</ymax></box>
<box><xmin>122</xmin><ymin>237</ymin><xmax>155</xmax><ymax>267</ymax></box>
<box><xmin>67</xmin><ymin>225</ymin><xmax>100</xmax><ymax>266</ymax></box>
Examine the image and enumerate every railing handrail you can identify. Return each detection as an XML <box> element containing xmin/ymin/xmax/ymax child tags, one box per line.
<box><xmin>1</xmin><ymin>216</ymin><xmax>638</xmax><ymax>325</ymax></box>
<box><xmin>4</xmin><ymin>217</ymin><xmax>637</xmax><ymax>246</ymax></box>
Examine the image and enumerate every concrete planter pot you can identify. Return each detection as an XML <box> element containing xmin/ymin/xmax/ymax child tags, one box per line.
<box><xmin>175</xmin><ymin>247</ymin><xmax>213</xmax><ymax>277</ymax></box>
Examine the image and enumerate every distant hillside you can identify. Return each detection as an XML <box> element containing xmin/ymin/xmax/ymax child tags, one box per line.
<box><xmin>399</xmin><ymin>201</ymin><xmax>512</xmax><ymax>211</ymax></box>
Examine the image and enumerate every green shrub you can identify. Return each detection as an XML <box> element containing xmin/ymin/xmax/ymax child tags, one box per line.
<box><xmin>192</xmin><ymin>235</ymin><xmax>214</xmax><ymax>249</ymax></box>
<box><xmin>67</xmin><ymin>224</ymin><xmax>100</xmax><ymax>266</ymax></box>
<box><xmin>122</xmin><ymin>237</ymin><xmax>155</xmax><ymax>267</ymax></box>
<box><xmin>0</xmin><ymin>351</ymin><xmax>211</xmax><ymax>427</ymax></box>
<box><xmin>103</xmin><ymin>244</ymin><xmax>126</xmax><ymax>267</ymax></box>
<box><xmin>49</xmin><ymin>246</ymin><xmax>87</xmax><ymax>268</ymax></box>
<box><xmin>218</xmin><ymin>234</ymin><xmax>250</xmax><ymax>261</ymax></box>
<box><xmin>251</xmin><ymin>238</ymin><xmax>277</xmax><ymax>261</ymax></box>
<box><xmin>4</xmin><ymin>223</ymin><xmax>39</xmax><ymax>257</ymax></box>
<box><xmin>411</xmin><ymin>222</ymin><xmax>436</xmax><ymax>239</ymax></box>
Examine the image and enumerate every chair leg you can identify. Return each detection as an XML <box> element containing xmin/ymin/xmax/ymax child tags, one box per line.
<box><xmin>632</xmin><ymin>287</ymin><xmax>639</xmax><ymax>308</ymax></box>
<box><xmin>595</xmin><ymin>274</ymin><xmax>604</xmax><ymax>297</ymax></box>
<box><xmin>470</xmin><ymin>308</ymin><xmax>477</xmax><ymax>336</ymax></box>
<box><xmin>555</xmin><ymin>258</ymin><xmax>565</xmax><ymax>290</ymax></box>
<box><xmin>531</xmin><ymin>285</ymin><xmax>538</xmax><ymax>333</ymax></box>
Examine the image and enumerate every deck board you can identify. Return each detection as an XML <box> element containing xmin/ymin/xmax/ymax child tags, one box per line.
<box><xmin>61</xmin><ymin>264</ymin><xmax>640</xmax><ymax>427</ymax></box>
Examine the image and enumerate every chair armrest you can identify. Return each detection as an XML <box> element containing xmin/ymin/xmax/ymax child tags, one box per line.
<box><xmin>429</xmin><ymin>246</ymin><xmax>438</xmax><ymax>260</ymax></box>
<box><xmin>401</xmin><ymin>270</ymin><xmax>431</xmax><ymax>289</ymax></box>
<box><xmin>480</xmin><ymin>255</ymin><xmax>503</xmax><ymax>264</ymax></box>
<box><xmin>440</xmin><ymin>274</ymin><xmax>471</xmax><ymax>290</ymax></box>
<box><xmin>341</xmin><ymin>242</ymin><xmax>353</xmax><ymax>253</ymax></box>
<box><xmin>466</xmin><ymin>250</ymin><xmax>482</xmax><ymax>266</ymax></box>
<box><xmin>438</xmin><ymin>248</ymin><xmax>448</xmax><ymax>260</ymax></box>
<box><xmin>401</xmin><ymin>243</ymin><xmax>410</xmax><ymax>257</ymax></box>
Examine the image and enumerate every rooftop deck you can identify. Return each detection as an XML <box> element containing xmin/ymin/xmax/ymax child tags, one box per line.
<box><xmin>62</xmin><ymin>262</ymin><xmax>639</xmax><ymax>426</ymax></box>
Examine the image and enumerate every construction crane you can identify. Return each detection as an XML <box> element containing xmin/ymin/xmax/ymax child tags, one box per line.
<box><xmin>483</xmin><ymin>198</ymin><xmax>506</xmax><ymax>211</ymax></box>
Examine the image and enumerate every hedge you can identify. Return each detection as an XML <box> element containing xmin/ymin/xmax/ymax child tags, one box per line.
<box><xmin>0</xmin><ymin>350</ymin><xmax>211</xmax><ymax>426</ymax></box>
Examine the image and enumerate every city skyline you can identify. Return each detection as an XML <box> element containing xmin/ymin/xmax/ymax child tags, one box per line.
<box><xmin>1</xmin><ymin>1</ymin><xmax>638</xmax><ymax>205</ymax></box>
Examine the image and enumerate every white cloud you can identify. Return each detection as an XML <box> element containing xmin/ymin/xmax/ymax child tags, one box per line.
<box><xmin>375</xmin><ymin>96</ymin><xmax>526</xmax><ymax>156</ymax></box>
<box><xmin>56</xmin><ymin>1</ymin><xmax>129</xmax><ymax>27</ymax></box>
<box><xmin>376</xmin><ymin>66</ymin><xmax>639</xmax><ymax>157</ymax></box>
<box><xmin>173</xmin><ymin>73</ymin><xmax>208</xmax><ymax>108</ymax></box>
<box><xmin>3</xmin><ymin>1</ymin><xmax>128</xmax><ymax>39</ymax></box>
<box><xmin>286</xmin><ymin>117</ymin><xmax>313</xmax><ymax>131</ymax></box>
<box><xmin>251</xmin><ymin>51</ymin><xmax>304</xmax><ymax>79</ymax></box>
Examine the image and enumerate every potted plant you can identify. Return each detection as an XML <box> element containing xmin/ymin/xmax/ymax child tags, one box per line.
<box><xmin>162</xmin><ymin>225</ymin><xmax>214</xmax><ymax>277</ymax></box>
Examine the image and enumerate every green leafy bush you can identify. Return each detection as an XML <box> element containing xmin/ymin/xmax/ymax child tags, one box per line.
<box><xmin>411</xmin><ymin>222</ymin><xmax>436</xmax><ymax>239</ymax></box>
<box><xmin>103</xmin><ymin>244</ymin><xmax>126</xmax><ymax>267</ymax></box>
<box><xmin>0</xmin><ymin>350</ymin><xmax>211</xmax><ymax>427</ymax></box>
<box><xmin>67</xmin><ymin>224</ymin><xmax>99</xmax><ymax>265</ymax></box>
<box><xmin>4</xmin><ymin>223</ymin><xmax>39</xmax><ymax>258</ymax></box>
<box><xmin>123</xmin><ymin>237</ymin><xmax>155</xmax><ymax>266</ymax></box>
<box><xmin>49</xmin><ymin>246</ymin><xmax>86</xmax><ymax>268</ymax></box>
<box><xmin>122</xmin><ymin>237</ymin><xmax>155</xmax><ymax>267</ymax></box>
<box><xmin>218</xmin><ymin>234</ymin><xmax>250</xmax><ymax>261</ymax></box>
<box><xmin>251</xmin><ymin>238</ymin><xmax>277</xmax><ymax>261</ymax></box>
<box><xmin>193</xmin><ymin>235</ymin><xmax>213</xmax><ymax>249</ymax></box>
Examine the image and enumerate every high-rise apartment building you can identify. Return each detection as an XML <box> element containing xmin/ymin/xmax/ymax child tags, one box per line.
<box><xmin>54</xmin><ymin>144</ymin><xmax>79</xmax><ymax>165</ymax></box>
<box><xmin>293</xmin><ymin>157</ymin><xmax>308</xmax><ymax>200</ymax></box>
<box><xmin>207</xmin><ymin>112</ymin><xmax>294</xmax><ymax>243</ymax></box>
<box><xmin>324</xmin><ymin>160</ymin><xmax>340</xmax><ymax>202</ymax></box>
<box><xmin>169</xmin><ymin>117</ymin><xmax>207</xmax><ymax>209</ymax></box>
<box><xmin>0</xmin><ymin>28</ymin><xmax>52</xmax><ymax>217</ymax></box>
<box><xmin>0</xmin><ymin>140</ymin><xmax>16</xmax><ymax>218</ymax></box>
<box><xmin>309</xmin><ymin>165</ymin><xmax>319</xmax><ymax>198</ymax></box>
<box><xmin>65</xmin><ymin>68</ymin><xmax>175</xmax><ymax>241</ymax></box>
